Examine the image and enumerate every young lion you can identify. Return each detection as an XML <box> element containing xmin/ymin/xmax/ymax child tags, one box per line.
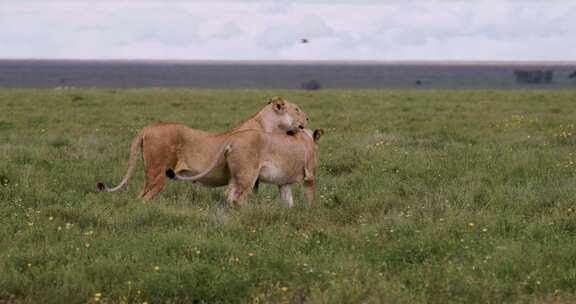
<box><xmin>97</xmin><ymin>97</ymin><xmax>309</xmax><ymax>200</ymax></box>
<box><xmin>166</xmin><ymin>128</ymin><xmax>324</xmax><ymax>207</ymax></box>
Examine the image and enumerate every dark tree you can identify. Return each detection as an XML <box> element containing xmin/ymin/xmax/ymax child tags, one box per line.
<box><xmin>301</xmin><ymin>79</ymin><xmax>321</xmax><ymax>90</ymax></box>
<box><xmin>514</xmin><ymin>70</ymin><xmax>554</xmax><ymax>84</ymax></box>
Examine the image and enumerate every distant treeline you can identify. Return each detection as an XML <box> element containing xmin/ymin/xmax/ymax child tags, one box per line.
<box><xmin>0</xmin><ymin>60</ymin><xmax>575</xmax><ymax>89</ymax></box>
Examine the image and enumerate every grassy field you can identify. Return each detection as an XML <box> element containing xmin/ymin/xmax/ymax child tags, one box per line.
<box><xmin>1</xmin><ymin>89</ymin><xmax>576</xmax><ymax>303</ymax></box>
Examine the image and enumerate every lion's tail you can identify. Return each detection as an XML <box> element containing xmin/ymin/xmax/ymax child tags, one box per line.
<box><xmin>166</xmin><ymin>142</ymin><xmax>231</xmax><ymax>182</ymax></box>
<box><xmin>96</xmin><ymin>132</ymin><xmax>143</xmax><ymax>192</ymax></box>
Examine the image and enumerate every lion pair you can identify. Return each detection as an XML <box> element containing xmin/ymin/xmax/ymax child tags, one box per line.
<box><xmin>97</xmin><ymin>97</ymin><xmax>323</xmax><ymax>207</ymax></box>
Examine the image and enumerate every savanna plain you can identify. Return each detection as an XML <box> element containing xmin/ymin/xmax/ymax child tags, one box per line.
<box><xmin>1</xmin><ymin>89</ymin><xmax>576</xmax><ymax>304</ymax></box>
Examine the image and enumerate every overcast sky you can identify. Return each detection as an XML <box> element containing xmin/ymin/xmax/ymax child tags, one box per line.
<box><xmin>1</xmin><ymin>0</ymin><xmax>575</xmax><ymax>61</ymax></box>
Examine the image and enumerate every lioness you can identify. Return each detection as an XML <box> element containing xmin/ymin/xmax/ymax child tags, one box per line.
<box><xmin>166</xmin><ymin>128</ymin><xmax>324</xmax><ymax>207</ymax></box>
<box><xmin>97</xmin><ymin>97</ymin><xmax>309</xmax><ymax>200</ymax></box>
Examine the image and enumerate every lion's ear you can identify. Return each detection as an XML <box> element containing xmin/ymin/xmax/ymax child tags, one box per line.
<box><xmin>313</xmin><ymin>129</ymin><xmax>324</xmax><ymax>142</ymax></box>
<box><xmin>268</xmin><ymin>96</ymin><xmax>286</xmax><ymax>113</ymax></box>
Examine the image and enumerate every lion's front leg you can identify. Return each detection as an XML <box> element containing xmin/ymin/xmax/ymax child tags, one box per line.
<box><xmin>303</xmin><ymin>180</ymin><xmax>315</xmax><ymax>207</ymax></box>
<box><xmin>279</xmin><ymin>184</ymin><xmax>294</xmax><ymax>208</ymax></box>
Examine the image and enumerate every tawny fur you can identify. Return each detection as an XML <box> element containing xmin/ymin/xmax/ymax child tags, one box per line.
<box><xmin>97</xmin><ymin>97</ymin><xmax>309</xmax><ymax>200</ymax></box>
<box><xmin>169</xmin><ymin>128</ymin><xmax>324</xmax><ymax>208</ymax></box>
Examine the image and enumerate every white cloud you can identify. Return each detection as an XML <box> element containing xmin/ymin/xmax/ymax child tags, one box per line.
<box><xmin>208</xmin><ymin>22</ymin><xmax>243</xmax><ymax>40</ymax></box>
<box><xmin>0</xmin><ymin>0</ymin><xmax>575</xmax><ymax>60</ymax></box>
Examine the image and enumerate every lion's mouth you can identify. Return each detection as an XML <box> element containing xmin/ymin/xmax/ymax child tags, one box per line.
<box><xmin>286</xmin><ymin>125</ymin><xmax>304</xmax><ymax>136</ymax></box>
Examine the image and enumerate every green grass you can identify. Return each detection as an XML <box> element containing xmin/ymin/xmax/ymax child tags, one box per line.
<box><xmin>1</xmin><ymin>89</ymin><xmax>576</xmax><ymax>303</ymax></box>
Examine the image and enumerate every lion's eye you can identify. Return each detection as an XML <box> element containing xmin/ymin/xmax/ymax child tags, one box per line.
<box><xmin>296</xmin><ymin>108</ymin><xmax>300</xmax><ymax>112</ymax></box>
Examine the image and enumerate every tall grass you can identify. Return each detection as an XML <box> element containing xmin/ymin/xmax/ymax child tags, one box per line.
<box><xmin>1</xmin><ymin>89</ymin><xmax>576</xmax><ymax>303</ymax></box>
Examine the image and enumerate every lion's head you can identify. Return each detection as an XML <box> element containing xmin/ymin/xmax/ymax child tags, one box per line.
<box><xmin>267</xmin><ymin>96</ymin><xmax>309</xmax><ymax>132</ymax></box>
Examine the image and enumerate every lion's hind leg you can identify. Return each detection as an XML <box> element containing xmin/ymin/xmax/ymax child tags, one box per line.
<box><xmin>225</xmin><ymin>171</ymin><xmax>258</xmax><ymax>208</ymax></box>
<box><xmin>139</xmin><ymin>170</ymin><xmax>168</xmax><ymax>201</ymax></box>
<box><xmin>225</xmin><ymin>178</ymin><xmax>254</xmax><ymax>208</ymax></box>
<box><xmin>139</xmin><ymin>136</ymin><xmax>176</xmax><ymax>201</ymax></box>
<box><xmin>222</xmin><ymin>144</ymin><xmax>259</xmax><ymax>208</ymax></box>
<box><xmin>140</xmin><ymin>173</ymin><xmax>168</xmax><ymax>201</ymax></box>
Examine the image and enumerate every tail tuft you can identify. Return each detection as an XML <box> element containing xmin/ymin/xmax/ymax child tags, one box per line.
<box><xmin>166</xmin><ymin>169</ymin><xmax>176</xmax><ymax>179</ymax></box>
<box><xmin>96</xmin><ymin>182</ymin><xmax>106</xmax><ymax>191</ymax></box>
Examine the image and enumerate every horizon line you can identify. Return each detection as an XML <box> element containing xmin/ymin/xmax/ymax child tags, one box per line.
<box><xmin>1</xmin><ymin>58</ymin><xmax>575</xmax><ymax>66</ymax></box>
